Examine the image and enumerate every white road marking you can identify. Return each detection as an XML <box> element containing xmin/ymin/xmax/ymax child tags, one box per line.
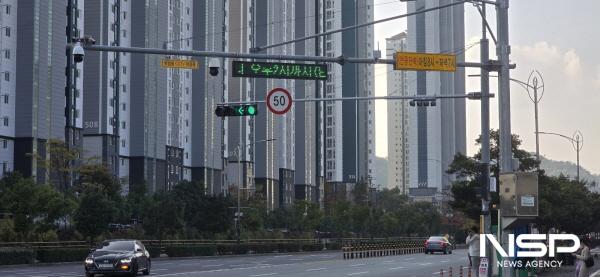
<box><xmin>347</xmin><ymin>271</ymin><xmax>369</xmax><ymax>276</ymax></box>
<box><xmin>290</xmin><ymin>258</ymin><xmax>304</xmax><ymax>261</ymax></box>
<box><xmin>381</xmin><ymin>260</ymin><xmax>394</xmax><ymax>263</ymax></box>
<box><xmin>389</xmin><ymin>266</ymin><xmax>405</xmax><ymax>270</ymax></box>
<box><xmin>202</xmin><ymin>264</ymin><xmax>225</xmax><ymax>267</ymax></box>
<box><xmin>404</xmin><ymin>257</ymin><xmax>415</xmax><ymax>261</ymax></box>
<box><xmin>249</xmin><ymin>273</ymin><xmax>277</xmax><ymax>277</ymax></box>
<box><xmin>419</xmin><ymin>262</ymin><xmax>433</xmax><ymax>266</ymax></box>
<box><xmin>441</xmin><ymin>260</ymin><xmax>449</xmax><ymax>263</ymax></box>
<box><xmin>305</xmin><ymin>267</ymin><xmax>327</xmax><ymax>272</ymax></box>
<box><xmin>350</xmin><ymin>263</ymin><xmax>366</xmax><ymax>267</ymax></box>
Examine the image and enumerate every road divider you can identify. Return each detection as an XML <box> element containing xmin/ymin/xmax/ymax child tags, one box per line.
<box><xmin>342</xmin><ymin>239</ymin><xmax>425</xmax><ymax>260</ymax></box>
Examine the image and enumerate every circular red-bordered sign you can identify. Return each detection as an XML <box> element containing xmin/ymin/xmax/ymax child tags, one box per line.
<box><xmin>266</xmin><ymin>88</ymin><xmax>293</xmax><ymax>115</ymax></box>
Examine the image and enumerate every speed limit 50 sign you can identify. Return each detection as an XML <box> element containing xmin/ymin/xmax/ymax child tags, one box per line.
<box><xmin>266</xmin><ymin>88</ymin><xmax>293</xmax><ymax>115</ymax></box>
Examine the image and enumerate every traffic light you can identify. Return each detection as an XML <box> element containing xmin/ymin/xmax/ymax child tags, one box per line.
<box><xmin>215</xmin><ymin>105</ymin><xmax>258</xmax><ymax>117</ymax></box>
<box><xmin>409</xmin><ymin>98</ymin><xmax>436</xmax><ymax>107</ymax></box>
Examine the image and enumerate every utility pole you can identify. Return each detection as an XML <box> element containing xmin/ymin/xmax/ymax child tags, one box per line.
<box><xmin>479</xmin><ymin>2</ymin><xmax>492</xmax><ymax>276</ymax></box>
<box><xmin>496</xmin><ymin>0</ymin><xmax>513</xmax><ymax>173</ymax></box>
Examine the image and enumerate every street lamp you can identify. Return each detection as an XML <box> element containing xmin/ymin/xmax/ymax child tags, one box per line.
<box><xmin>469</xmin><ymin>70</ymin><xmax>545</xmax><ymax>166</ymax></box>
<box><xmin>538</xmin><ymin>131</ymin><xmax>583</xmax><ymax>182</ymax></box>
<box><xmin>233</xmin><ymin>138</ymin><xmax>276</xmax><ymax>243</ymax></box>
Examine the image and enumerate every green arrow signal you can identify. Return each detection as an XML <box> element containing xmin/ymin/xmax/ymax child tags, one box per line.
<box><xmin>236</xmin><ymin>106</ymin><xmax>245</xmax><ymax>115</ymax></box>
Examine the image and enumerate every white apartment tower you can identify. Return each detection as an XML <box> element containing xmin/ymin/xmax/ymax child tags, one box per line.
<box><xmin>386</xmin><ymin>32</ymin><xmax>409</xmax><ymax>194</ymax></box>
<box><xmin>323</xmin><ymin>0</ymin><xmax>375</xmax><ymax>185</ymax></box>
<box><xmin>407</xmin><ymin>0</ymin><xmax>466</xmax><ymax>192</ymax></box>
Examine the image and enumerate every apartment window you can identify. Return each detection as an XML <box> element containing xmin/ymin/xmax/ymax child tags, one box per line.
<box><xmin>122</xmin><ymin>66</ymin><xmax>127</xmax><ymax>75</ymax></box>
<box><xmin>2</xmin><ymin>117</ymin><xmax>8</xmax><ymax>126</ymax></box>
<box><xmin>185</xmin><ymin>120</ymin><xmax>188</xmax><ymax>127</ymax></box>
<box><xmin>185</xmin><ymin>103</ymin><xmax>189</xmax><ymax>111</ymax></box>
<box><xmin>122</xmin><ymin>103</ymin><xmax>126</xmax><ymax>111</ymax></box>
<box><xmin>120</xmin><ymin>158</ymin><xmax>125</xmax><ymax>166</ymax></box>
<box><xmin>4</xmin><ymin>27</ymin><xmax>9</xmax><ymax>37</ymax></box>
<box><xmin>3</xmin><ymin>95</ymin><xmax>7</xmax><ymax>104</ymax></box>
<box><xmin>5</xmin><ymin>5</ymin><xmax>10</xmax><ymax>15</ymax></box>
<box><xmin>122</xmin><ymin>11</ymin><xmax>127</xmax><ymax>20</ymax></box>
<box><xmin>2</xmin><ymin>162</ymin><xmax>6</xmax><ymax>174</ymax></box>
<box><xmin>122</xmin><ymin>84</ymin><xmax>127</xmax><ymax>93</ymax></box>
<box><xmin>186</xmin><ymin>7</ymin><xmax>190</xmax><ymax>15</ymax></box>
<box><xmin>185</xmin><ymin>152</ymin><xmax>188</xmax><ymax>159</ymax></box>
<box><xmin>185</xmin><ymin>136</ymin><xmax>188</xmax><ymax>143</ymax></box>
<box><xmin>4</xmin><ymin>50</ymin><xmax>9</xmax><ymax>59</ymax></box>
<box><xmin>2</xmin><ymin>140</ymin><xmax>6</xmax><ymax>148</ymax></box>
<box><xmin>121</xmin><ymin>139</ymin><xmax>126</xmax><ymax>147</ymax></box>
<box><xmin>186</xmin><ymin>23</ymin><xmax>190</xmax><ymax>31</ymax></box>
<box><xmin>122</xmin><ymin>30</ymin><xmax>127</xmax><ymax>38</ymax></box>
<box><xmin>3</xmin><ymin>72</ymin><xmax>8</xmax><ymax>81</ymax></box>
<box><xmin>185</xmin><ymin>88</ymin><xmax>189</xmax><ymax>95</ymax></box>
<box><xmin>121</xmin><ymin>121</ymin><xmax>126</xmax><ymax>129</ymax></box>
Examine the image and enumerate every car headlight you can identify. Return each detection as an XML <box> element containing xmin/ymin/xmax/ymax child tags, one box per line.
<box><xmin>120</xmin><ymin>257</ymin><xmax>132</xmax><ymax>263</ymax></box>
<box><xmin>85</xmin><ymin>258</ymin><xmax>94</xmax><ymax>265</ymax></box>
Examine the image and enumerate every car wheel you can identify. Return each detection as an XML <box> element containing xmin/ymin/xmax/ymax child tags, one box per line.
<box><xmin>85</xmin><ymin>273</ymin><xmax>94</xmax><ymax>277</ymax></box>
<box><xmin>143</xmin><ymin>260</ymin><xmax>151</xmax><ymax>275</ymax></box>
<box><xmin>130</xmin><ymin>262</ymin><xmax>138</xmax><ymax>276</ymax></box>
<box><xmin>449</xmin><ymin>250</ymin><xmax>453</xmax><ymax>254</ymax></box>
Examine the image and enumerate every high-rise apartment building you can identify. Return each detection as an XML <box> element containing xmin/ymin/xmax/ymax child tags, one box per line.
<box><xmin>0</xmin><ymin>0</ymin><xmax>17</xmax><ymax>178</ymax></box>
<box><xmin>323</xmin><ymin>0</ymin><xmax>375</xmax><ymax>185</ymax></box>
<box><xmin>83</xmin><ymin>0</ymin><xmax>128</xmax><ymax>192</ymax></box>
<box><xmin>12</xmin><ymin>0</ymin><xmax>84</xmax><ymax>188</ymax></box>
<box><xmin>406</xmin><ymin>0</ymin><xmax>466</xmax><ymax>192</ymax></box>
<box><xmin>191</xmin><ymin>0</ymin><xmax>226</xmax><ymax>195</ymax></box>
<box><xmin>224</xmin><ymin>0</ymin><xmax>254</xmax><ymax>199</ymax></box>
<box><xmin>386</xmin><ymin>32</ymin><xmax>409</xmax><ymax>194</ymax></box>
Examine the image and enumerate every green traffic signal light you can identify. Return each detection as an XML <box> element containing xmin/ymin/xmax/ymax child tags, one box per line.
<box><xmin>246</xmin><ymin>105</ymin><xmax>257</xmax><ymax>115</ymax></box>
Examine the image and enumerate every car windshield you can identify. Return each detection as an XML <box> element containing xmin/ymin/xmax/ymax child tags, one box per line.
<box><xmin>98</xmin><ymin>241</ymin><xmax>134</xmax><ymax>251</ymax></box>
<box><xmin>429</xmin><ymin>237</ymin><xmax>446</xmax><ymax>242</ymax></box>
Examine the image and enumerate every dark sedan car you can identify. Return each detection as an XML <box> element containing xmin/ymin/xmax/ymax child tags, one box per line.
<box><xmin>424</xmin><ymin>236</ymin><xmax>453</xmax><ymax>254</ymax></box>
<box><xmin>84</xmin><ymin>240</ymin><xmax>151</xmax><ymax>277</ymax></box>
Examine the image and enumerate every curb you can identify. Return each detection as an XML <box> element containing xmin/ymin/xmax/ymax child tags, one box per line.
<box><xmin>0</xmin><ymin>249</ymin><xmax>342</xmax><ymax>268</ymax></box>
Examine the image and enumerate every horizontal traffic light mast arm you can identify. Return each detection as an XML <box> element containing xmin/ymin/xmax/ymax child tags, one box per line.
<box><xmin>77</xmin><ymin>44</ymin><xmax>511</xmax><ymax>69</ymax></box>
<box><xmin>218</xmin><ymin>93</ymin><xmax>495</xmax><ymax>106</ymax></box>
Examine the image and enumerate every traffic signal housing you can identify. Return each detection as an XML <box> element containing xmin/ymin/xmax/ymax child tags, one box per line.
<box><xmin>409</xmin><ymin>98</ymin><xmax>436</xmax><ymax>107</ymax></box>
<box><xmin>215</xmin><ymin>105</ymin><xmax>258</xmax><ymax>117</ymax></box>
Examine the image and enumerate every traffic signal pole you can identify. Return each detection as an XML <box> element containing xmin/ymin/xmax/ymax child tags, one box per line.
<box><xmin>479</xmin><ymin>3</ymin><xmax>493</xmax><ymax>276</ymax></box>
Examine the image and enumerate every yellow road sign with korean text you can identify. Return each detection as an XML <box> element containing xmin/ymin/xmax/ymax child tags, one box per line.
<box><xmin>394</xmin><ymin>52</ymin><xmax>456</xmax><ymax>72</ymax></box>
<box><xmin>160</xmin><ymin>59</ymin><xmax>199</xmax><ymax>70</ymax></box>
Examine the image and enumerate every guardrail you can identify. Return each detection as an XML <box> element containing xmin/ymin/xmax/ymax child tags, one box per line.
<box><xmin>0</xmin><ymin>237</ymin><xmax>427</xmax><ymax>249</ymax></box>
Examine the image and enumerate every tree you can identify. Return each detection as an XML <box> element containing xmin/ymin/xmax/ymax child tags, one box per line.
<box><xmin>76</xmin><ymin>164</ymin><xmax>121</xmax><ymax>199</ymax></box>
<box><xmin>75</xmin><ymin>192</ymin><xmax>115</xmax><ymax>242</ymax></box>
<box><xmin>143</xmin><ymin>193</ymin><xmax>184</xmax><ymax>240</ymax></box>
<box><xmin>447</xmin><ymin>130</ymin><xmax>538</xmax><ymax>220</ymax></box>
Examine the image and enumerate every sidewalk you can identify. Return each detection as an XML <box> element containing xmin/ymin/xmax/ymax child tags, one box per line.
<box><xmin>538</xmin><ymin>265</ymin><xmax>599</xmax><ymax>277</ymax></box>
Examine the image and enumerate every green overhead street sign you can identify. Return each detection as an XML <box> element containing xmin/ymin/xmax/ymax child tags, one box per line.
<box><xmin>232</xmin><ymin>61</ymin><xmax>328</xmax><ymax>80</ymax></box>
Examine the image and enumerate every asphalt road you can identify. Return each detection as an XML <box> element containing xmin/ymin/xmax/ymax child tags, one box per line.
<box><xmin>0</xmin><ymin>249</ymin><xmax>471</xmax><ymax>277</ymax></box>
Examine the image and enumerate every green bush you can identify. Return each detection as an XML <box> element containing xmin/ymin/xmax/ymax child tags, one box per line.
<box><xmin>216</xmin><ymin>244</ymin><xmax>248</xmax><ymax>255</ymax></box>
<box><xmin>36</xmin><ymin>248</ymin><xmax>90</xmax><ymax>263</ymax></box>
<box><xmin>250</xmin><ymin>243</ymin><xmax>277</xmax><ymax>254</ymax></box>
<box><xmin>326</xmin><ymin>242</ymin><xmax>342</xmax><ymax>250</ymax></box>
<box><xmin>277</xmin><ymin>243</ymin><xmax>301</xmax><ymax>252</ymax></box>
<box><xmin>0</xmin><ymin>248</ymin><xmax>35</xmax><ymax>265</ymax></box>
<box><xmin>146</xmin><ymin>246</ymin><xmax>162</xmax><ymax>258</ymax></box>
<box><xmin>301</xmin><ymin>244</ymin><xmax>322</xmax><ymax>251</ymax></box>
<box><xmin>165</xmin><ymin>245</ymin><xmax>216</xmax><ymax>257</ymax></box>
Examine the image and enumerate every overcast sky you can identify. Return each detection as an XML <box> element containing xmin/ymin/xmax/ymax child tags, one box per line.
<box><xmin>373</xmin><ymin>0</ymin><xmax>600</xmax><ymax>174</ymax></box>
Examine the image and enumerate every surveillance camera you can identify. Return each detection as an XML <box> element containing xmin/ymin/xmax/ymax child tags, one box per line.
<box><xmin>73</xmin><ymin>42</ymin><xmax>85</xmax><ymax>63</ymax></box>
<box><xmin>208</xmin><ymin>58</ymin><xmax>220</xmax><ymax>76</ymax></box>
